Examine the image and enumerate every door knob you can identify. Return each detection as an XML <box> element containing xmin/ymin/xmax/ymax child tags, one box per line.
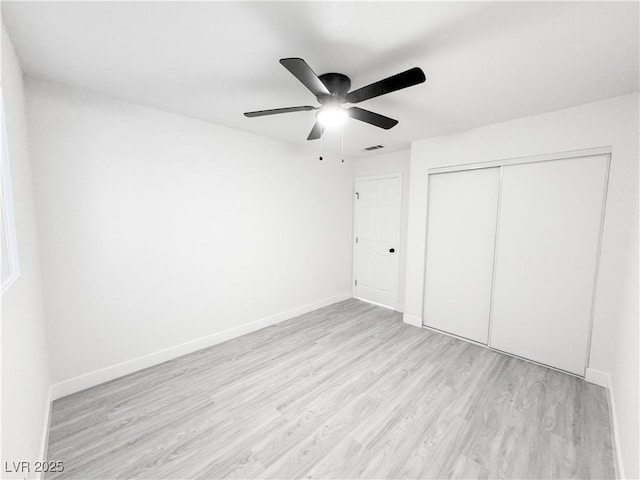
<box><xmin>389</xmin><ymin>248</ymin><xmax>395</xmax><ymax>253</ymax></box>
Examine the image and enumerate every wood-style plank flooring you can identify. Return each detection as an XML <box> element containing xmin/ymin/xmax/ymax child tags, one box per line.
<box><xmin>46</xmin><ymin>299</ymin><xmax>615</xmax><ymax>479</ymax></box>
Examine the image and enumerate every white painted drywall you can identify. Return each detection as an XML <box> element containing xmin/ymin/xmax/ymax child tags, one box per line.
<box><xmin>404</xmin><ymin>94</ymin><xmax>639</xmax><ymax>477</ymax></box>
<box><xmin>25</xmin><ymin>80</ymin><xmax>354</xmax><ymax>386</ymax></box>
<box><xmin>353</xmin><ymin>150</ymin><xmax>410</xmax><ymax>312</ymax></box>
<box><xmin>1</xmin><ymin>25</ymin><xmax>52</xmax><ymax>478</ymax></box>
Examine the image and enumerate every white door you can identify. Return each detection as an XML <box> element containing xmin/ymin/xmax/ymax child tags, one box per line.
<box><xmin>490</xmin><ymin>155</ymin><xmax>608</xmax><ymax>375</ymax></box>
<box><xmin>354</xmin><ymin>175</ymin><xmax>402</xmax><ymax>309</ymax></box>
<box><xmin>423</xmin><ymin>168</ymin><xmax>501</xmax><ymax>344</ymax></box>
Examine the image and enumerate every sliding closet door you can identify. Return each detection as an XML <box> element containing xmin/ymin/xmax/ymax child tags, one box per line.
<box><xmin>490</xmin><ymin>155</ymin><xmax>608</xmax><ymax>375</ymax></box>
<box><xmin>423</xmin><ymin>168</ymin><xmax>500</xmax><ymax>344</ymax></box>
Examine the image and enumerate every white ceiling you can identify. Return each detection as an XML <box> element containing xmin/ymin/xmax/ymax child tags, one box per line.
<box><xmin>2</xmin><ymin>1</ymin><xmax>638</xmax><ymax>158</ymax></box>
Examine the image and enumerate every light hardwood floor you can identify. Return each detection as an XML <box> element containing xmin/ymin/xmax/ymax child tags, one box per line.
<box><xmin>46</xmin><ymin>299</ymin><xmax>615</xmax><ymax>479</ymax></box>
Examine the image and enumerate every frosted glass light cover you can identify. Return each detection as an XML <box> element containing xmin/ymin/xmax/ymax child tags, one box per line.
<box><xmin>317</xmin><ymin>107</ymin><xmax>347</xmax><ymax>127</ymax></box>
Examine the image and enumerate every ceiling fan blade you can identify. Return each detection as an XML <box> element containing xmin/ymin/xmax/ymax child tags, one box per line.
<box><xmin>346</xmin><ymin>67</ymin><xmax>426</xmax><ymax>104</ymax></box>
<box><xmin>307</xmin><ymin>121</ymin><xmax>323</xmax><ymax>140</ymax></box>
<box><xmin>244</xmin><ymin>106</ymin><xmax>316</xmax><ymax>117</ymax></box>
<box><xmin>348</xmin><ymin>107</ymin><xmax>398</xmax><ymax>129</ymax></box>
<box><xmin>280</xmin><ymin>58</ymin><xmax>331</xmax><ymax>97</ymax></box>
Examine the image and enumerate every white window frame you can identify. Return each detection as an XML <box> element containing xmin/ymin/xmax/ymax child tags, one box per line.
<box><xmin>1</xmin><ymin>92</ymin><xmax>20</xmax><ymax>294</ymax></box>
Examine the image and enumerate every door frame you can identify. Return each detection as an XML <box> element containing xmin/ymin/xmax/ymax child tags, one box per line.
<box><xmin>352</xmin><ymin>172</ymin><xmax>403</xmax><ymax>310</ymax></box>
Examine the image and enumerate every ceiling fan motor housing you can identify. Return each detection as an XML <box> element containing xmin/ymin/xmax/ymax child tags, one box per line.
<box><xmin>317</xmin><ymin>73</ymin><xmax>351</xmax><ymax>103</ymax></box>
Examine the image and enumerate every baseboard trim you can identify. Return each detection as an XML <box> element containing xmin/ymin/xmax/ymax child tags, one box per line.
<box><xmin>584</xmin><ymin>367</ymin><xmax>610</xmax><ymax>388</ymax></box>
<box><xmin>402</xmin><ymin>313</ymin><xmax>422</xmax><ymax>327</ymax></box>
<box><xmin>38</xmin><ymin>386</ymin><xmax>53</xmax><ymax>468</ymax></box>
<box><xmin>585</xmin><ymin>368</ymin><xmax>625</xmax><ymax>479</ymax></box>
<box><xmin>50</xmin><ymin>292</ymin><xmax>351</xmax><ymax>400</ymax></box>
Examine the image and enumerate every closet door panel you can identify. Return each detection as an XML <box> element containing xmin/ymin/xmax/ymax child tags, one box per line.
<box><xmin>423</xmin><ymin>168</ymin><xmax>500</xmax><ymax>344</ymax></box>
<box><xmin>490</xmin><ymin>155</ymin><xmax>608</xmax><ymax>375</ymax></box>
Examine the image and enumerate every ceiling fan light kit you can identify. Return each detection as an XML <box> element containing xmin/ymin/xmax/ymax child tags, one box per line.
<box><xmin>317</xmin><ymin>106</ymin><xmax>348</xmax><ymax>127</ymax></box>
<box><xmin>244</xmin><ymin>58</ymin><xmax>426</xmax><ymax>154</ymax></box>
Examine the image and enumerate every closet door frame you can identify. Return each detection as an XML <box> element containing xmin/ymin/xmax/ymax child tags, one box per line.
<box><xmin>421</xmin><ymin>146</ymin><xmax>611</xmax><ymax>377</ymax></box>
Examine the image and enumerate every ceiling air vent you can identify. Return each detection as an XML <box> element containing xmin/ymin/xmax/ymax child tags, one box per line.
<box><xmin>363</xmin><ymin>145</ymin><xmax>385</xmax><ymax>151</ymax></box>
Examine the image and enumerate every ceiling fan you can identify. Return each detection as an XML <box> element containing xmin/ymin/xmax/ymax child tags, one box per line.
<box><xmin>244</xmin><ymin>58</ymin><xmax>426</xmax><ymax>140</ymax></box>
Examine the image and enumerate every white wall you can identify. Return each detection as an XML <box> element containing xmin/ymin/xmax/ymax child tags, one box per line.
<box><xmin>1</xmin><ymin>25</ymin><xmax>52</xmax><ymax>478</ymax></box>
<box><xmin>353</xmin><ymin>150</ymin><xmax>410</xmax><ymax>312</ymax></box>
<box><xmin>25</xmin><ymin>80</ymin><xmax>354</xmax><ymax>391</ymax></box>
<box><xmin>404</xmin><ymin>94</ymin><xmax>639</xmax><ymax>478</ymax></box>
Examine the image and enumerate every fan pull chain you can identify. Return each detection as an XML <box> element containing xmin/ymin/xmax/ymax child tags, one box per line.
<box><xmin>319</xmin><ymin>125</ymin><xmax>324</xmax><ymax>161</ymax></box>
<box><xmin>341</xmin><ymin>127</ymin><xmax>344</xmax><ymax>163</ymax></box>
